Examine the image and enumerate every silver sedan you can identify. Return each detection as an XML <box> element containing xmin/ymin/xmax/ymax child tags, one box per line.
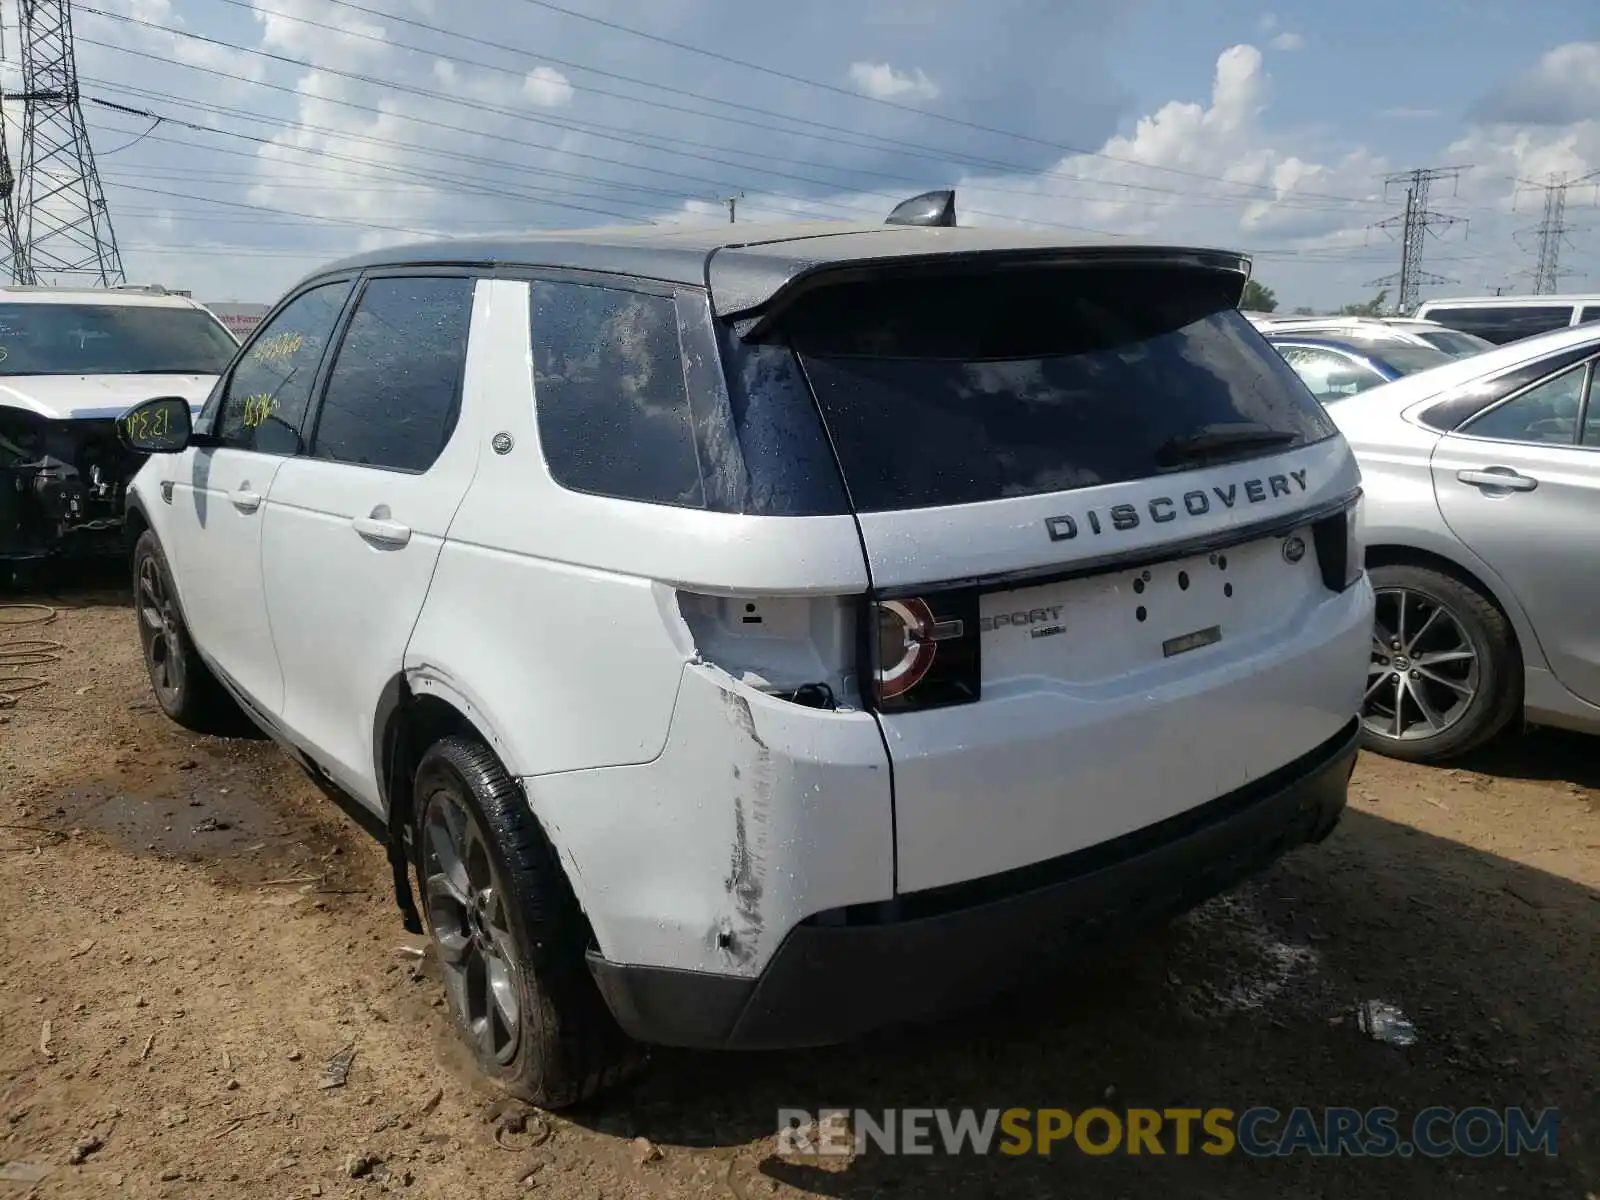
<box><xmin>1327</xmin><ymin>322</ymin><xmax>1600</xmax><ymax>761</ymax></box>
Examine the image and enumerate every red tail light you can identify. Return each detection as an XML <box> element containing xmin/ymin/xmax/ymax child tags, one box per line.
<box><xmin>868</xmin><ymin>590</ymin><xmax>981</xmax><ymax>712</ymax></box>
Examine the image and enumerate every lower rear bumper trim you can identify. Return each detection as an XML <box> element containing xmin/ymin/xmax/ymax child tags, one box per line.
<box><xmin>587</xmin><ymin>717</ymin><xmax>1359</xmax><ymax>1049</ymax></box>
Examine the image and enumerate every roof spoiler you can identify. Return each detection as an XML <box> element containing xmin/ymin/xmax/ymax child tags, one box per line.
<box><xmin>885</xmin><ymin>189</ymin><xmax>956</xmax><ymax>228</ymax></box>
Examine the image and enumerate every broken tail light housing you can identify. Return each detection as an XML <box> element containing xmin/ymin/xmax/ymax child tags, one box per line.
<box><xmin>868</xmin><ymin>590</ymin><xmax>981</xmax><ymax>712</ymax></box>
<box><xmin>1311</xmin><ymin>491</ymin><xmax>1365</xmax><ymax>592</ymax></box>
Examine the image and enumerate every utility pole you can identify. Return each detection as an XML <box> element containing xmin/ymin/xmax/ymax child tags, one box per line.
<box><xmin>1365</xmin><ymin>165</ymin><xmax>1469</xmax><ymax>314</ymax></box>
<box><xmin>1512</xmin><ymin>170</ymin><xmax>1599</xmax><ymax>294</ymax></box>
<box><xmin>0</xmin><ymin>4</ymin><xmax>27</xmax><ymax>282</ymax></box>
<box><xmin>5</xmin><ymin>0</ymin><xmax>123</xmax><ymax>285</ymax></box>
<box><xmin>721</xmin><ymin>191</ymin><xmax>745</xmax><ymax>223</ymax></box>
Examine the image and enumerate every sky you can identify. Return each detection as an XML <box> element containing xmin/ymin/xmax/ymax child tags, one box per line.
<box><xmin>4</xmin><ymin>0</ymin><xmax>1596</xmax><ymax>310</ymax></box>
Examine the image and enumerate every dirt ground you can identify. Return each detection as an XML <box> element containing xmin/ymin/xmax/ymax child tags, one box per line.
<box><xmin>1</xmin><ymin>579</ymin><xmax>1596</xmax><ymax>1200</ymax></box>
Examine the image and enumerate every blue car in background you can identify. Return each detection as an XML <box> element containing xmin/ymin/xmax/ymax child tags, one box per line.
<box><xmin>1262</xmin><ymin>332</ymin><xmax>1454</xmax><ymax>405</ymax></box>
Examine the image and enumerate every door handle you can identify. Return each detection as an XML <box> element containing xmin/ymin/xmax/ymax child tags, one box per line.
<box><xmin>1457</xmin><ymin>468</ymin><xmax>1538</xmax><ymax>493</ymax></box>
<box><xmin>229</xmin><ymin>487</ymin><xmax>263</xmax><ymax>512</ymax></box>
<box><xmin>352</xmin><ymin>514</ymin><xmax>412</xmax><ymax>547</ymax></box>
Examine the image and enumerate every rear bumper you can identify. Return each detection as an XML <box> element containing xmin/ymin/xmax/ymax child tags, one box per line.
<box><xmin>587</xmin><ymin>716</ymin><xmax>1359</xmax><ymax>1049</ymax></box>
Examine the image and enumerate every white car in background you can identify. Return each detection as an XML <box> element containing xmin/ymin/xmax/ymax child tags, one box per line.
<box><xmin>0</xmin><ymin>285</ymin><xmax>237</xmax><ymax>570</ymax></box>
<box><xmin>1415</xmin><ymin>294</ymin><xmax>1600</xmax><ymax>346</ymax></box>
<box><xmin>1328</xmin><ymin>321</ymin><xmax>1600</xmax><ymax>760</ymax></box>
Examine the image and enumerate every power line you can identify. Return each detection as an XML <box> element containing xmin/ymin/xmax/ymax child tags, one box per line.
<box><xmin>241</xmin><ymin>0</ymin><xmax>1388</xmax><ymax>217</ymax></box>
<box><xmin>78</xmin><ymin>4</ymin><xmax>1387</xmax><ymax>228</ymax></box>
<box><xmin>1364</xmin><ymin>166</ymin><xmax>1471</xmax><ymax>313</ymax></box>
<box><xmin>1512</xmin><ymin>170</ymin><xmax>1600</xmax><ymax>294</ymax></box>
<box><xmin>73</xmin><ymin>29</ymin><xmax>907</xmax><ymax>222</ymax></box>
<box><xmin>75</xmin><ymin>32</ymin><xmax>1126</xmax><ymax>236</ymax></box>
<box><xmin>505</xmin><ymin>0</ymin><xmax>1398</xmax><ymax>206</ymax></box>
<box><xmin>80</xmin><ymin>85</ymin><xmax>668</xmax><ymax>222</ymax></box>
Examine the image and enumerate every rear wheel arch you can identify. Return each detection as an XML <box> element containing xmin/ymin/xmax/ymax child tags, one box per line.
<box><xmin>1364</xmin><ymin>542</ymin><xmax>1530</xmax><ymax>666</ymax></box>
<box><xmin>373</xmin><ymin>678</ymin><xmax>593</xmax><ymax>943</ymax></box>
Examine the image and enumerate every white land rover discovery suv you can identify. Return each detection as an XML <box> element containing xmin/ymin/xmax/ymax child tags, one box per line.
<box><xmin>118</xmin><ymin>199</ymin><xmax>1373</xmax><ymax>1107</ymax></box>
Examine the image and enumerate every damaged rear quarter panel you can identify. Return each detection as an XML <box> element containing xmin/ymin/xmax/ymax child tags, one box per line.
<box><xmin>525</xmin><ymin>662</ymin><xmax>894</xmax><ymax>977</ymax></box>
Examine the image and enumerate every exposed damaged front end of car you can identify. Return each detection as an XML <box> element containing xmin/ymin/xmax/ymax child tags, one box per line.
<box><xmin>1</xmin><ymin>408</ymin><xmax>143</xmax><ymax>563</ymax></box>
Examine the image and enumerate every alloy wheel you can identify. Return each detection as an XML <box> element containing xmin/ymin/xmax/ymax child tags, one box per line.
<box><xmin>1362</xmin><ymin>586</ymin><xmax>1480</xmax><ymax>743</ymax></box>
<box><xmin>137</xmin><ymin>554</ymin><xmax>185</xmax><ymax>707</ymax></box>
<box><xmin>420</xmin><ymin>789</ymin><xmax>522</xmax><ymax>1066</ymax></box>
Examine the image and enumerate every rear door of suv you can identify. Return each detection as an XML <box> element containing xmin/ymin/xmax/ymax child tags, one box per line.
<box><xmin>741</xmin><ymin>256</ymin><xmax>1368</xmax><ymax>892</ymax></box>
<box><xmin>259</xmin><ymin>272</ymin><xmax>481</xmax><ymax>812</ymax></box>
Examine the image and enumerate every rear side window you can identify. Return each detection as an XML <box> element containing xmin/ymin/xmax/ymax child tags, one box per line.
<box><xmin>312</xmin><ymin>276</ymin><xmax>475</xmax><ymax>472</ymax></box>
<box><xmin>1461</xmin><ymin>362</ymin><xmax>1588</xmax><ymax>445</ymax></box>
<box><xmin>529</xmin><ymin>281</ymin><xmax>850</xmax><ymax>515</ymax></box>
<box><xmin>530</xmin><ymin>280</ymin><xmax>704</xmax><ymax>508</ymax></box>
<box><xmin>774</xmin><ymin>265</ymin><xmax>1337</xmax><ymax>512</ymax></box>
<box><xmin>1580</xmin><ymin>306</ymin><xmax>1600</xmax><ymax>327</ymax></box>
<box><xmin>1425</xmin><ymin>305</ymin><xmax>1575</xmax><ymax>345</ymax></box>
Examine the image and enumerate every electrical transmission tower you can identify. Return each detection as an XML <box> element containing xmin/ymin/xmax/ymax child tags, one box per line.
<box><xmin>0</xmin><ymin>9</ymin><xmax>26</xmax><ymax>281</ymax></box>
<box><xmin>3</xmin><ymin>0</ymin><xmax>123</xmax><ymax>285</ymax></box>
<box><xmin>1513</xmin><ymin>171</ymin><xmax>1600</xmax><ymax>294</ymax></box>
<box><xmin>1366</xmin><ymin>165</ymin><xmax>1470</xmax><ymax>314</ymax></box>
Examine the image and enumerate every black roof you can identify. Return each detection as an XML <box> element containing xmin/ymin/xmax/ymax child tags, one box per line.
<box><xmin>314</xmin><ymin>221</ymin><xmax>1247</xmax><ymax>319</ymax></box>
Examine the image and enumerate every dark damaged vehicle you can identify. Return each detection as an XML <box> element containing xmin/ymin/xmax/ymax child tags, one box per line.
<box><xmin>115</xmin><ymin>193</ymin><xmax>1374</xmax><ymax>1107</ymax></box>
<box><xmin>0</xmin><ymin>286</ymin><xmax>236</xmax><ymax>572</ymax></box>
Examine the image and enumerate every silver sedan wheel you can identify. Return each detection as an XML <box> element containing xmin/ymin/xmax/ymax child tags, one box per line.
<box><xmin>420</xmin><ymin>790</ymin><xmax>522</xmax><ymax>1066</ymax></box>
<box><xmin>1363</xmin><ymin>586</ymin><xmax>1480</xmax><ymax>743</ymax></box>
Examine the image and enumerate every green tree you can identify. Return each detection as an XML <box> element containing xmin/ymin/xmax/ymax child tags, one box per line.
<box><xmin>1339</xmin><ymin>289</ymin><xmax>1390</xmax><ymax>317</ymax></box>
<box><xmin>1292</xmin><ymin>306</ymin><xmax>1314</xmax><ymax>316</ymax></box>
<box><xmin>1240</xmin><ymin>279</ymin><xmax>1278</xmax><ymax>312</ymax></box>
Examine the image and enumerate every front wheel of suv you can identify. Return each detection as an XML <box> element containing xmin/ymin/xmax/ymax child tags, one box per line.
<box><xmin>1360</xmin><ymin>563</ymin><xmax>1521</xmax><ymax>763</ymax></box>
<box><xmin>411</xmin><ymin>735</ymin><xmax>642</xmax><ymax>1108</ymax></box>
<box><xmin>132</xmin><ymin>530</ymin><xmax>233</xmax><ymax>733</ymax></box>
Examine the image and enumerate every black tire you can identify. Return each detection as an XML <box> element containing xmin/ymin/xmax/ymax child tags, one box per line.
<box><xmin>411</xmin><ymin>735</ymin><xmax>642</xmax><ymax>1108</ymax></box>
<box><xmin>131</xmin><ymin>530</ymin><xmax>234</xmax><ymax>733</ymax></box>
<box><xmin>1360</xmin><ymin>562</ymin><xmax>1522</xmax><ymax>763</ymax></box>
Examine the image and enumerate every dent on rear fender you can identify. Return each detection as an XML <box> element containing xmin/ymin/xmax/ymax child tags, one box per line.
<box><xmin>522</xmin><ymin>660</ymin><xmax>893</xmax><ymax>977</ymax></box>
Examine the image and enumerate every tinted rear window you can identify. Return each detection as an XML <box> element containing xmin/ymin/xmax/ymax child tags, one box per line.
<box><xmin>1423</xmin><ymin>305</ymin><xmax>1575</xmax><ymax>345</ymax></box>
<box><xmin>773</xmin><ymin>266</ymin><xmax>1336</xmax><ymax>513</ymax></box>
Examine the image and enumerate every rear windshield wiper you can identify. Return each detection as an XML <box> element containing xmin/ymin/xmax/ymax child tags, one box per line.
<box><xmin>1155</xmin><ymin>422</ymin><xmax>1299</xmax><ymax>469</ymax></box>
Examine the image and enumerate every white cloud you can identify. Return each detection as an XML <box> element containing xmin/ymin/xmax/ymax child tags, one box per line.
<box><xmin>1258</xmin><ymin>12</ymin><xmax>1279</xmax><ymax>31</ymax></box>
<box><xmin>848</xmin><ymin>61</ymin><xmax>940</xmax><ymax>102</ymax></box>
<box><xmin>1473</xmin><ymin>41</ymin><xmax>1600</xmax><ymax>127</ymax></box>
<box><xmin>523</xmin><ymin>66</ymin><xmax>575</xmax><ymax>107</ymax></box>
<box><xmin>1270</xmin><ymin>31</ymin><xmax>1305</xmax><ymax>51</ymax></box>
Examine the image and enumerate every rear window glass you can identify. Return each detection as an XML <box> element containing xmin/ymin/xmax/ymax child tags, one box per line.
<box><xmin>1423</xmin><ymin>306</ymin><xmax>1574</xmax><ymax>345</ymax></box>
<box><xmin>773</xmin><ymin>266</ymin><xmax>1337</xmax><ymax>513</ymax></box>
